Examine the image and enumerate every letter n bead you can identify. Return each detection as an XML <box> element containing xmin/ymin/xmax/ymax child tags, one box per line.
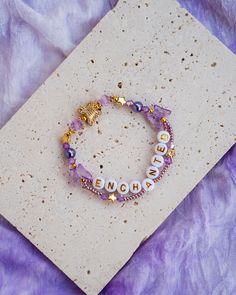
<box><xmin>146</xmin><ymin>166</ymin><xmax>159</xmax><ymax>179</ymax></box>
<box><xmin>105</xmin><ymin>179</ymin><xmax>117</xmax><ymax>192</ymax></box>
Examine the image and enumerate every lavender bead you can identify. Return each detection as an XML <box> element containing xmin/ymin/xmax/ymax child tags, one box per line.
<box><xmin>99</xmin><ymin>95</ymin><xmax>110</xmax><ymax>106</ymax></box>
<box><xmin>100</xmin><ymin>193</ymin><xmax>108</xmax><ymax>200</ymax></box>
<box><xmin>65</xmin><ymin>147</ymin><xmax>76</xmax><ymax>159</ymax></box>
<box><xmin>117</xmin><ymin>195</ymin><xmax>124</xmax><ymax>202</ymax></box>
<box><xmin>164</xmin><ymin>157</ymin><xmax>172</xmax><ymax>165</ymax></box>
<box><xmin>126</xmin><ymin>100</ymin><xmax>134</xmax><ymax>107</ymax></box>
<box><xmin>133</xmin><ymin>101</ymin><xmax>143</xmax><ymax>112</ymax></box>
<box><xmin>70</xmin><ymin>119</ymin><xmax>83</xmax><ymax>131</ymax></box>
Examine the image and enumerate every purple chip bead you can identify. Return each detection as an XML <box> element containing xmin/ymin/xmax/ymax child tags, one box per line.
<box><xmin>100</xmin><ymin>193</ymin><xmax>108</xmax><ymax>200</ymax></box>
<box><xmin>164</xmin><ymin>157</ymin><xmax>172</xmax><ymax>165</ymax></box>
<box><xmin>99</xmin><ymin>95</ymin><xmax>110</xmax><ymax>106</ymax></box>
<box><xmin>117</xmin><ymin>195</ymin><xmax>124</xmax><ymax>202</ymax></box>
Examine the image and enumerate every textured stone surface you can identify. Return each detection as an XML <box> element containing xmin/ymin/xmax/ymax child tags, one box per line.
<box><xmin>0</xmin><ymin>0</ymin><xmax>236</xmax><ymax>294</ymax></box>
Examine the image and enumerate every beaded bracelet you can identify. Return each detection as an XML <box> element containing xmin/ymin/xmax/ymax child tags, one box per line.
<box><xmin>61</xmin><ymin>95</ymin><xmax>176</xmax><ymax>203</ymax></box>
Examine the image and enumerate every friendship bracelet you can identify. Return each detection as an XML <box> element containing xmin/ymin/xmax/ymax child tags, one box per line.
<box><xmin>61</xmin><ymin>95</ymin><xmax>176</xmax><ymax>203</ymax></box>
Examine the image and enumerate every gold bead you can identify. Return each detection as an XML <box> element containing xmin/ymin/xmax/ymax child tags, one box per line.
<box><xmin>160</xmin><ymin>117</ymin><xmax>167</xmax><ymax>123</ymax></box>
<box><xmin>108</xmin><ymin>193</ymin><xmax>117</xmax><ymax>202</ymax></box>
<box><xmin>70</xmin><ymin>163</ymin><xmax>77</xmax><ymax>169</ymax></box>
<box><xmin>166</xmin><ymin>148</ymin><xmax>176</xmax><ymax>158</ymax></box>
<box><xmin>149</xmin><ymin>107</ymin><xmax>154</xmax><ymax>113</ymax></box>
<box><xmin>62</xmin><ymin>134</ymin><xmax>69</xmax><ymax>143</ymax></box>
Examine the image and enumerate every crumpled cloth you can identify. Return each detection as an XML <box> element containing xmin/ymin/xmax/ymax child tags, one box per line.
<box><xmin>0</xmin><ymin>0</ymin><xmax>236</xmax><ymax>295</ymax></box>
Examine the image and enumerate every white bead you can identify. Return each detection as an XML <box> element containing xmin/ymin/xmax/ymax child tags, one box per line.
<box><xmin>146</xmin><ymin>166</ymin><xmax>159</xmax><ymax>179</ymax></box>
<box><xmin>157</xmin><ymin>131</ymin><xmax>170</xmax><ymax>143</ymax></box>
<box><xmin>129</xmin><ymin>180</ymin><xmax>142</xmax><ymax>194</ymax></box>
<box><xmin>151</xmin><ymin>155</ymin><xmax>164</xmax><ymax>168</ymax></box>
<box><xmin>155</xmin><ymin>143</ymin><xmax>168</xmax><ymax>155</ymax></box>
<box><xmin>92</xmin><ymin>177</ymin><xmax>105</xmax><ymax>190</ymax></box>
<box><xmin>142</xmin><ymin>178</ymin><xmax>155</xmax><ymax>192</ymax></box>
<box><xmin>105</xmin><ymin>179</ymin><xmax>117</xmax><ymax>192</ymax></box>
<box><xmin>117</xmin><ymin>181</ymin><xmax>129</xmax><ymax>195</ymax></box>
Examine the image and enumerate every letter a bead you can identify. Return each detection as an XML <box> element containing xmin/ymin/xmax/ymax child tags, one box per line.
<box><xmin>146</xmin><ymin>166</ymin><xmax>159</xmax><ymax>179</ymax></box>
<box><xmin>105</xmin><ymin>179</ymin><xmax>117</xmax><ymax>192</ymax></box>
<box><xmin>157</xmin><ymin>131</ymin><xmax>170</xmax><ymax>143</ymax></box>
<box><xmin>142</xmin><ymin>178</ymin><xmax>155</xmax><ymax>192</ymax></box>
<box><xmin>92</xmin><ymin>177</ymin><xmax>105</xmax><ymax>190</ymax></box>
<box><xmin>129</xmin><ymin>180</ymin><xmax>142</xmax><ymax>194</ymax></box>
<box><xmin>117</xmin><ymin>181</ymin><xmax>129</xmax><ymax>195</ymax></box>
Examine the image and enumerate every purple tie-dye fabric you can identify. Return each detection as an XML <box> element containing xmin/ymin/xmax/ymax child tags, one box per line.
<box><xmin>0</xmin><ymin>1</ymin><xmax>236</xmax><ymax>294</ymax></box>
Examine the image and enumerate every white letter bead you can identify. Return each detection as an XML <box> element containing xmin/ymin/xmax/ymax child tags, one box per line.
<box><xmin>151</xmin><ymin>155</ymin><xmax>164</xmax><ymax>168</ymax></box>
<box><xmin>142</xmin><ymin>178</ymin><xmax>155</xmax><ymax>192</ymax></box>
<box><xmin>146</xmin><ymin>166</ymin><xmax>160</xmax><ymax>179</ymax></box>
<box><xmin>117</xmin><ymin>181</ymin><xmax>129</xmax><ymax>195</ymax></box>
<box><xmin>92</xmin><ymin>177</ymin><xmax>105</xmax><ymax>190</ymax></box>
<box><xmin>105</xmin><ymin>179</ymin><xmax>117</xmax><ymax>192</ymax></box>
<box><xmin>129</xmin><ymin>180</ymin><xmax>142</xmax><ymax>194</ymax></box>
<box><xmin>155</xmin><ymin>143</ymin><xmax>168</xmax><ymax>156</ymax></box>
<box><xmin>157</xmin><ymin>131</ymin><xmax>170</xmax><ymax>143</ymax></box>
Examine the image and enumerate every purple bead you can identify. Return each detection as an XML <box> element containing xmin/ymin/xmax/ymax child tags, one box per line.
<box><xmin>164</xmin><ymin>157</ymin><xmax>172</xmax><ymax>165</ymax></box>
<box><xmin>99</xmin><ymin>95</ymin><xmax>110</xmax><ymax>106</ymax></box>
<box><xmin>133</xmin><ymin>101</ymin><xmax>143</xmax><ymax>112</ymax></box>
<box><xmin>76</xmin><ymin>164</ymin><xmax>93</xmax><ymax>181</ymax></box>
<box><xmin>117</xmin><ymin>195</ymin><xmax>124</xmax><ymax>202</ymax></box>
<box><xmin>63</xmin><ymin>143</ymin><xmax>70</xmax><ymax>150</ymax></box>
<box><xmin>70</xmin><ymin>119</ymin><xmax>83</xmax><ymax>131</ymax></box>
<box><xmin>64</xmin><ymin>147</ymin><xmax>76</xmax><ymax>159</ymax></box>
<box><xmin>126</xmin><ymin>100</ymin><xmax>134</xmax><ymax>107</ymax></box>
<box><xmin>68</xmin><ymin>158</ymin><xmax>76</xmax><ymax>165</ymax></box>
<box><xmin>142</xmin><ymin>105</ymin><xmax>149</xmax><ymax>113</ymax></box>
<box><xmin>100</xmin><ymin>193</ymin><xmax>108</xmax><ymax>200</ymax></box>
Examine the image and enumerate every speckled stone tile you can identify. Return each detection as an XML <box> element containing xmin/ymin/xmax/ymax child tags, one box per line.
<box><xmin>0</xmin><ymin>0</ymin><xmax>236</xmax><ymax>294</ymax></box>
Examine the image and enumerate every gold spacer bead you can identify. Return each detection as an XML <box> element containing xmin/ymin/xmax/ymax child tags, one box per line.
<box><xmin>70</xmin><ymin>163</ymin><xmax>77</xmax><ymax>169</ymax></box>
<box><xmin>62</xmin><ymin>134</ymin><xmax>69</xmax><ymax>144</ymax></box>
<box><xmin>160</xmin><ymin>117</ymin><xmax>167</xmax><ymax>123</ymax></box>
<box><xmin>149</xmin><ymin>107</ymin><xmax>154</xmax><ymax>113</ymax></box>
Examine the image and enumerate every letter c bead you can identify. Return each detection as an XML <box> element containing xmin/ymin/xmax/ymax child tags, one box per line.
<box><xmin>142</xmin><ymin>178</ymin><xmax>155</xmax><ymax>192</ymax></box>
<box><xmin>157</xmin><ymin>131</ymin><xmax>170</xmax><ymax>143</ymax></box>
<box><xmin>117</xmin><ymin>181</ymin><xmax>129</xmax><ymax>195</ymax></box>
<box><xmin>129</xmin><ymin>180</ymin><xmax>142</xmax><ymax>194</ymax></box>
<box><xmin>92</xmin><ymin>177</ymin><xmax>105</xmax><ymax>190</ymax></box>
<box><xmin>105</xmin><ymin>179</ymin><xmax>117</xmax><ymax>192</ymax></box>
